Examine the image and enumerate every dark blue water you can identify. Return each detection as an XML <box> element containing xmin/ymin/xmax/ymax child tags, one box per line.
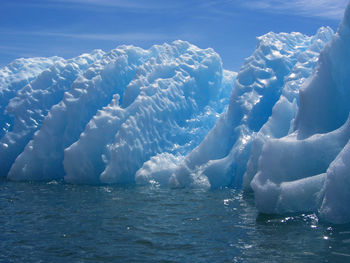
<box><xmin>1</xmin><ymin>178</ymin><xmax>350</xmax><ymax>263</ymax></box>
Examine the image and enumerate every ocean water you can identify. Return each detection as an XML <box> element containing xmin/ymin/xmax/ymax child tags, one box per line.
<box><xmin>1</xmin><ymin>178</ymin><xmax>350</xmax><ymax>263</ymax></box>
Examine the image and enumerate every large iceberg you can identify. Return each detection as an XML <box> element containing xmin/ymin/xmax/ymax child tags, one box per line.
<box><xmin>169</xmin><ymin>27</ymin><xmax>333</xmax><ymax>189</ymax></box>
<box><xmin>251</xmin><ymin>2</ymin><xmax>350</xmax><ymax>224</ymax></box>
<box><xmin>2</xmin><ymin>1</ymin><xmax>350</xmax><ymax>225</ymax></box>
<box><xmin>1</xmin><ymin>41</ymin><xmax>234</xmax><ymax>184</ymax></box>
<box><xmin>64</xmin><ymin>42</ymin><xmax>233</xmax><ymax>184</ymax></box>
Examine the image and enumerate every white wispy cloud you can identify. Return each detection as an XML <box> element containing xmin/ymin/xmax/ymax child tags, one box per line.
<box><xmin>32</xmin><ymin>31</ymin><xmax>173</xmax><ymax>42</ymax></box>
<box><xmin>7</xmin><ymin>0</ymin><xmax>349</xmax><ymax>19</ymax></box>
<box><xmin>239</xmin><ymin>0</ymin><xmax>348</xmax><ymax>20</ymax></box>
<box><xmin>51</xmin><ymin>0</ymin><xmax>161</xmax><ymax>9</ymax></box>
<box><xmin>34</xmin><ymin>0</ymin><xmax>185</xmax><ymax>13</ymax></box>
<box><xmin>0</xmin><ymin>30</ymin><xmax>175</xmax><ymax>42</ymax></box>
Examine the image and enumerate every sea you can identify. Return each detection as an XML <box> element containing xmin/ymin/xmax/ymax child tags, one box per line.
<box><xmin>1</xmin><ymin>178</ymin><xmax>350</xmax><ymax>263</ymax></box>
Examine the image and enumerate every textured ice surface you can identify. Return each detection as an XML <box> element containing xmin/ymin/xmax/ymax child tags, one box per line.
<box><xmin>64</xmin><ymin>42</ymin><xmax>233</xmax><ymax>184</ymax></box>
<box><xmin>251</xmin><ymin>2</ymin><xmax>350</xmax><ymax>224</ymax></box>
<box><xmin>243</xmin><ymin>27</ymin><xmax>334</xmax><ymax>190</ymax></box>
<box><xmin>0</xmin><ymin>56</ymin><xmax>63</xmax><ymax>138</ymax></box>
<box><xmin>2</xmin><ymin>41</ymin><xmax>234</xmax><ymax>184</ymax></box>
<box><xmin>170</xmin><ymin>27</ymin><xmax>333</xmax><ymax>189</ymax></box>
<box><xmin>0</xmin><ymin>51</ymin><xmax>104</xmax><ymax>177</ymax></box>
<box><xmin>135</xmin><ymin>153</ymin><xmax>184</xmax><ymax>186</ymax></box>
<box><xmin>8</xmin><ymin>45</ymin><xmax>154</xmax><ymax>181</ymax></box>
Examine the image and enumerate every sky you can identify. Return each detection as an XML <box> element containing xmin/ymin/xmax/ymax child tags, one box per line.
<box><xmin>0</xmin><ymin>0</ymin><xmax>348</xmax><ymax>71</ymax></box>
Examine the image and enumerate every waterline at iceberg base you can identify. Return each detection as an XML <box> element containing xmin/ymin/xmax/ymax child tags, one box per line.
<box><xmin>2</xmin><ymin>2</ymin><xmax>350</xmax><ymax>227</ymax></box>
<box><xmin>2</xmin><ymin>181</ymin><xmax>350</xmax><ymax>263</ymax></box>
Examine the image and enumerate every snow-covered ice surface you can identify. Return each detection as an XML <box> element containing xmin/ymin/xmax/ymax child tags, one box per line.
<box><xmin>2</xmin><ymin>2</ymin><xmax>350</xmax><ymax>224</ymax></box>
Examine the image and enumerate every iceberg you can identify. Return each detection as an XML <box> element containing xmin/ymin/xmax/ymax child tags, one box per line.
<box><xmin>65</xmin><ymin>42</ymin><xmax>234</xmax><ymax>185</ymax></box>
<box><xmin>251</xmin><ymin>2</ymin><xmax>350</xmax><ymax>224</ymax></box>
<box><xmin>2</xmin><ymin>41</ymin><xmax>234</xmax><ymax>184</ymax></box>
<box><xmin>243</xmin><ymin>26</ymin><xmax>334</xmax><ymax>190</ymax></box>
<box><xmin>7</xmin><ymin>45</ymin><xmax>154</xmax><ymax>181</ymax></box>
<box><xmin>1</xmin><ymin>0</ymin><xmax>350</xmax><ymax>224</ymax></box>
<box><xmin>170</xmin><ymin>27</ymin><xmax>333</xmax><ymax>189</ymax></box>
<box><xmin>0</xmin><ymin>51</ymin><xmax>104</xmax><ymax>177</ymax></box>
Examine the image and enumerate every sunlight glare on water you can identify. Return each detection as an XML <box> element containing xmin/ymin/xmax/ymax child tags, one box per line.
<box><xmin>1</xmin><ymin>179</ymin><xmax>350</xmax><ymax>262</ymax></box>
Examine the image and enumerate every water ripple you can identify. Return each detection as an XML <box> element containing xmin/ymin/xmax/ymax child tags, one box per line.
<box><xmin>1</xmin><ymin>180</ymin><xmax>350</xmax><ymax>262</ymax></box>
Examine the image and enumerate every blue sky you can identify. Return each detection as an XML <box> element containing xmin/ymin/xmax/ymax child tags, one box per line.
<box><xmin>0</xmin><ymin>0</ymin><xmax>348</xmax><ymax>70</ymax></box>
